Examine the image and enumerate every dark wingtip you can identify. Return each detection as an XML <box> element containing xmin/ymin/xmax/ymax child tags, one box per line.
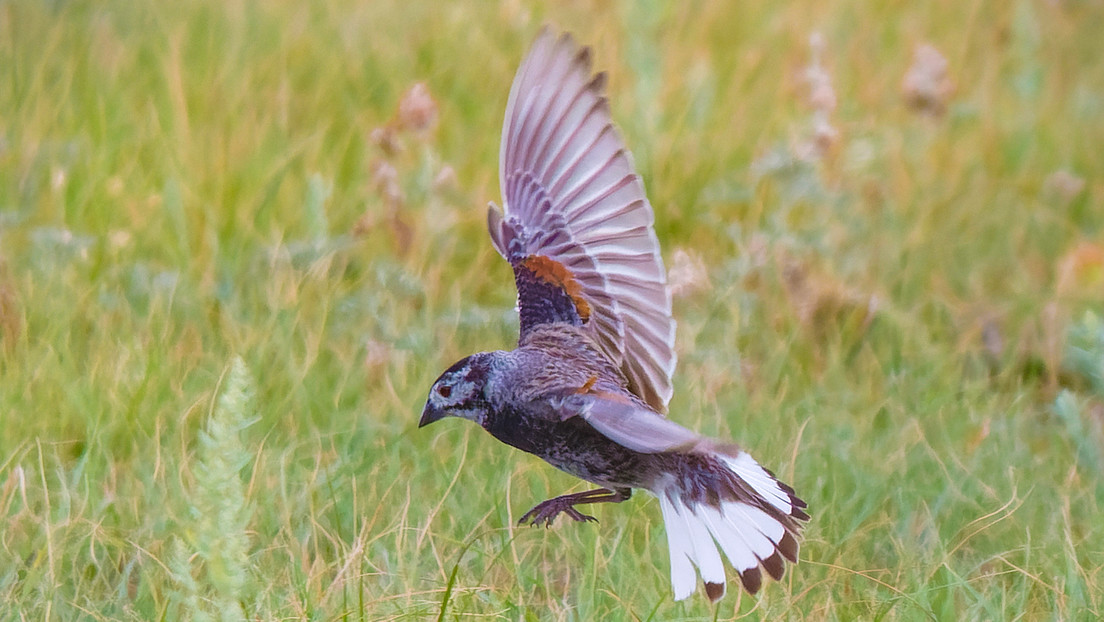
<box><xmin>556</xmin><ymin>30</ymin><xmax>575</xmax><ymax>52</ymax></box>
<box><xmin>575</xmin><ymin>45</ymin><xmax>592</xmax><ymax>72</ymax></box>
<box><xmin>587</xmin><ymin>71</ymin><xmax>608</xmax><ymax>95</ymax></box>
<box><xmin>738</xmin><ymin>566</ymin><xmax>762</xmax><ymax>594</ymax></box>
<box><xmin>705</xmin><ymin>581</ymin><xmax>725</xmax><ymax>602</ymax></box>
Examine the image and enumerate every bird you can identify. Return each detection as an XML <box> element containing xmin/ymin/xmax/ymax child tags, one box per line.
<box><xmin>419</xmin><ymin>27</ymin><xmax>809</xmax><ymax>602</ymax></box>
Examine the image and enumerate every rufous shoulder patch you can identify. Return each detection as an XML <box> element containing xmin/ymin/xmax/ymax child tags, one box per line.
<box><xmin>521</xmin><ymin>255</ymin><xmax>592</xmax><ymax>322</ymax></box>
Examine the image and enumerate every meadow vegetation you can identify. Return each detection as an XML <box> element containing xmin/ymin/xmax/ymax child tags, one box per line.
<box><xmin>2</xmin><ymin>0</ymin><xmax>1103</xmax><ymax>619</ymax></box>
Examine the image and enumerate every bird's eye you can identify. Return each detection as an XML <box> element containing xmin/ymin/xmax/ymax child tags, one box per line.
<box><xmin>437</xmin><ymin>385</ymin><xmax>452</xmax><ymax>398</ymax></box>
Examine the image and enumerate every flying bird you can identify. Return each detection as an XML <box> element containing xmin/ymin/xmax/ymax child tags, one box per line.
<box><xmin>420</xmin><ymin>27</ymin><xmax>808</xmax><ymax>601</ymax></box>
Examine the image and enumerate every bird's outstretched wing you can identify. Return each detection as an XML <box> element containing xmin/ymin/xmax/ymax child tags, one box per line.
<box><xmin>488</xmin><ymin>27</ymin><xmax>677</xmax><ymax>413</ymax></box>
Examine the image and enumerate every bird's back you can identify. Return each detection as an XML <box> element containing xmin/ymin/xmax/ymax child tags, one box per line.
<box><xmin>500</xmin><ymin>323</ymin><xmax>631</xmax><ymax>403</ymax></box>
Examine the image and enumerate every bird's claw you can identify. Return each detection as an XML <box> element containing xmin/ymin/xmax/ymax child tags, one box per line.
<box><xmin>518</xmin><ymin>499</ymin><xmax>598</xmax><ymax>527</ymax></box>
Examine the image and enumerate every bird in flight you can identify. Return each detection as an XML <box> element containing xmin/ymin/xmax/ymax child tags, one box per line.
<box><xmin>420</xmin><ymin>27</ymin><xmax>808</xmax><ymax>602</ymax></box>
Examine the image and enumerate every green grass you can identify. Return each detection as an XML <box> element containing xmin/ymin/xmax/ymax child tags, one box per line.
<box><xmin>2</xmin><ymin>0</ymin><xmax>1104</xmax><ymax>619</ymax></box>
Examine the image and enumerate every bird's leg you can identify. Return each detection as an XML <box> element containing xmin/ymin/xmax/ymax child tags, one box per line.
<box><xmin>518</xmin><ymin>487</ymin><xmax>632</xmax><ymax>527</ymax></box>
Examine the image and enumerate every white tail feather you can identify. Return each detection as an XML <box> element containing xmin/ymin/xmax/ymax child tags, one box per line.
<box><xmin>683</xmin><ymin>505</ymin><xmax>726</xmax><ymax>587</ymax></box>
<box><xmin>723</xmin><ymin>452</ymin><xmax>794</xmax><ymax>515</ymax></box>
<box><xmin>658</xmin><ymin>490</ymin><xmax>742</xmax><ymax>601</ymax></box>
<box><xmin>658</xmin><ymin>493</ymin><xmax>696</xmax><ymax>600</ymax></box>
<box><xmin>697</xmin><ymin>503</ymin><xmax>759</xmax><ymax>570</ymax></box>
<box><xmin>721</xmin><ymin>502</ymin><xmax>777</xmax><ymax>557</ymax></box>
<box><xmin>732</xmin><ymin>501</ymin><xmax>786</xmax><ymax>544</ymax></box>
<box><xmin>654</xmin><ymin>451</ymin><xmax>803</xmax><ymax>600</ymax></box>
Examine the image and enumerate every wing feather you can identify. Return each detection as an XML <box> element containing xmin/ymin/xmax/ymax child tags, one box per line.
<box><xmin>552</xmin><ymin>393</ymin><xmax>702</xmax><ymax>454</ymax></box>
<box><xmin>491</xmin><ymin>27</ymin><xmax>677</xmax><ymax>412</ymax></box>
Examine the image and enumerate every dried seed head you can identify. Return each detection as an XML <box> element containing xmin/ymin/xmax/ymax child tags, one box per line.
<box><xmin>365</xmin><ymin>339</ymin><xmax>392</xmax><ymax>369</ymax></box>
<box><xmin>1044</xmin><ymin>170</ymin><xmax>1086</xmax><ymax>202</ymax></box>
<box><xmin>805</xmin><ymin>33</ymin><xmax>836</xmax><ymax>115</ymax></box>
<box><xmin>369</xmin><ymin>125</ymin><xmax>402</xmax><ymax>156</ymax></box>
<box><xmin>668</xmin><ymin>248</ymin><xmax>710</xmax><ymax>299</ymax></box>
<box><xmin>432</xmin><ymin>164</ymin><xmax>458</xmax><ymax>194</ymax></box>
<box><xmin>902</xmin><ymin>43</ymin><xmax>955</xmax><ymax>116</ymax></box>
<box><xmin>798</xmin><ymin>31</ymin><xmax>838</xmax><ymax>159</ymax></box>
<box><xmin>369</xmin><ymin>159</ymin><xmax>403</xmax><ymax>207</ymax></box>
<box><xmin>397</xmin><ymin>82</ymin><xmax>438</xmax><ymax>135</ymax></box>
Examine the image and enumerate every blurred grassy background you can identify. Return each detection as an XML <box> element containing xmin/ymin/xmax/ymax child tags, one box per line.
<box><xmin>2</xmin><ymin>0</ymin><xmax>1104</xmax><ymax>619</ymax></box>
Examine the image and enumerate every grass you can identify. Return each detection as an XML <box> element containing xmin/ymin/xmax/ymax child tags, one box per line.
<box><xmin>2</xmin><ymin>0</ymin><xmax>1104</xmax><ymax>619</ymax></box>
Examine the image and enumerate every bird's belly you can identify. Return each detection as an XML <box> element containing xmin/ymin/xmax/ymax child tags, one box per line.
<box><xmin>533</xmin><ymin>419</ymin><xmax>649</xmax><ymax>489</ymax></box>
<box><xmin>538</xmin><ymin>444</ymin><xmax>634</xmax><ymax>487</ymax></box>
<box><xmin>485</xmin><ymin>405</ymin><xmax>651</xmax><ymax>488</ymax></box>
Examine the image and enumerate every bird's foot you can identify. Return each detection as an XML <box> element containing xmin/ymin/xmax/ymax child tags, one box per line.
<box><xmin>518</xmin><ymin>497</ymin><xmax>598</xmax><ymax>527</ymax></box>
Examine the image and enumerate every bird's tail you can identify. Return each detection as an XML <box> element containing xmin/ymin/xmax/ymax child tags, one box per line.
<box><xmin>655</xmin><ymin>449</ymin><xmax>808</xmax><ymax>601</ymax></box>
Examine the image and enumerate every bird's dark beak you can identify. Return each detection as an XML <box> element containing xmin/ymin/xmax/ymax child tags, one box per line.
<box><xmin>419</xmin><ymin>400</ymin><xmax>446</xmax><ymax>428</ymax></box>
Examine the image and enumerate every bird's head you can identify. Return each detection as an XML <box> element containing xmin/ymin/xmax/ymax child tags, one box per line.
<box><xmin>420</xmin><ymin>352</ymin><xmax>494</xmax><ymax>428</ymax></box>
